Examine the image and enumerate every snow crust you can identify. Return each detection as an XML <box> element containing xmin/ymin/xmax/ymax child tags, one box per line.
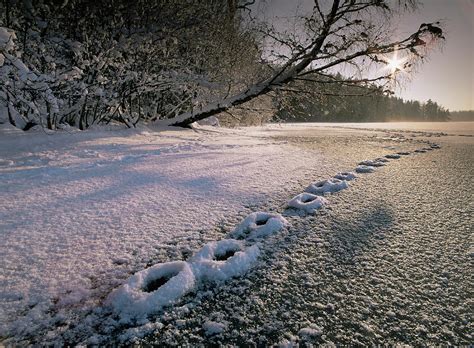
<box><xmin>287</xmin><ymin>192</ymin><xmax>328</xmax><ymax>213</ymax></box>
<box><xmin>231</xmin><ymin>212</ymin><xmax>289</xmax><ymax>240</ymax></box>
<box><xmin>305</xmin><ymin>178</ymin><xmax>348</xmax><ymax>195</ymax></box>
<box><xmin>106</xmin><ymin>261</ymin><xmax>195</xmax><ymax>320</ymax></box>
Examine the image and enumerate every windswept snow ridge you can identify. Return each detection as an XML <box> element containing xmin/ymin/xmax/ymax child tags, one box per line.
<box><xmin>305</xmin><ymin>178</ymin><xmax>348</xmax><ymax>195</ymax></box>
<box><xmin>231</xmin><ymin>212</ymin><xmax>289</xmax><ymax>240</ymax></box>
<box><xmin>287</xmin><ymin>192</ymin><xmax>328</xmax><ymax>214</ymax></box>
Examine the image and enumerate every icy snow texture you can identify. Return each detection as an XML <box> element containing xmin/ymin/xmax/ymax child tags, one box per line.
<box><xmin>334</xmin><ymin>171</ymin><xmax>357</xmax><ymax>181</ymax></box>
<box><xmin>355</xmin><ymin>165</ymin><xmax>375</xmax><ymax>173</ymax></box>
<box><xmin>106</xmin><ymin>261</ymin><xmax>195</xmax><ymax>320</ymax></box>
<box><xmin>231</xmin><ymin>212</ymin><xmax>289</xmax><ymax>240</ymax></box>
<box><xmin>203</xmin><ymin>320</ymin><xmax>227</xmax><ymax>336</ymax></box>
<box><xmin>305</xmin><ymin>178</ymin><xmax>348</xmax><ymax>195</ymax></box>
<box><xmin>287</xmin><ymin>192</ymin><xmax>328</xmax><ymax>214</ymax></box>
<box><xmin>190</xmin><ymin>239</ymin><xmax>260</xmax><ymax>283</ymax></box>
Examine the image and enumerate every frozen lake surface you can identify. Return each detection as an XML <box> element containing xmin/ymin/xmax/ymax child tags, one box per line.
<box><xmin>0</xmin><ymin>122</ymin><xmax>472</xmax><ymax>345</ymax></box>
<box><xmin>299</xmin><ymin>121</ymin><xmax>474</xmax><ymax>136</ymax></box>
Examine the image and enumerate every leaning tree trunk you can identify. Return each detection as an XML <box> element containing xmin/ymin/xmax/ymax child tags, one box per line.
<box><xmin>168</xmin><ymin>1</ymin><xmax>341</xmax><ymax>128</ymax></box>
<box><xmin>166</xmin><ymin>0</ymin><xmax>442</xmax><ymax>128</ymax></box>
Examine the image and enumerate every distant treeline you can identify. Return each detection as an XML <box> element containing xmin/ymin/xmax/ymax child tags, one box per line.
<box><xmin>276</xmin><ymin>74</ymin><xmax>451</xmax><ymax>122</ymax></box>
<box><xmin>449</xmin><ymin>110</ymin><xmax>474</xmax><ymax>121</ymax></box>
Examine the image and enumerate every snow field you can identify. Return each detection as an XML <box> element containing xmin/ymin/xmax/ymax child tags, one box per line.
<box><xmin>0</xmin><ymin>119</ymin><xmax>443</xmax><ymax>343</ymax></box>
<box><xmin>77</xmin><ymin>140</ymin><xmax>445</xmax><ymax>326</ymax></box>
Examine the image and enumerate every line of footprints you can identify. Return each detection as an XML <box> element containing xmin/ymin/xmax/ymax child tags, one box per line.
<box><xmin>106</xmin><ymin>143</ymin><xmax>441</xmax><ymax>321</ymax></box>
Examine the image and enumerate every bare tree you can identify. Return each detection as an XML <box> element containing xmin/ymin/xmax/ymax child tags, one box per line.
<box><xmin>168</xmin><ymin>0</ymin><xmax>444</xmax><ymax>127</ymax></box>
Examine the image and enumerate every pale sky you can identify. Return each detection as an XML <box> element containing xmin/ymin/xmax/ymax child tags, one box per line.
<box><xmin>394</xmin><ymin>0</ymin><xmax>473</xmax><ymax>111</ymax></box>
<box><xmin>254</xmin><ymin>0</ymin><xmax>473</xmax><ymax>111</ymax></box>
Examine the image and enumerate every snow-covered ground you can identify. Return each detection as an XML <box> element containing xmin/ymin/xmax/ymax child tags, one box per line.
<box><xmin>0</xmin><ymin>122</ymin><xmax>471</xmax><ymax>345</ymax></box>
<box><xmin>0</xmin><ymin>124</ymin><xmax>325</xmax><ymax>339</ymax></box>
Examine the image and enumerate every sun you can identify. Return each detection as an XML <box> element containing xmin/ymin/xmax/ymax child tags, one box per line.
<box><xmin>385</xmin><ymin>51</ymin><xmax>406</xmax><ymax>74</ymax></box>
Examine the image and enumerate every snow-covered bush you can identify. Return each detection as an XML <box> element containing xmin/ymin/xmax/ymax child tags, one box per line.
<box><xmin>0</xmin><ymin>27</ymin><xmax>59</xmax><ymax>129</ymax></box>
<box><xmin>0</xmin><ymin>1</ymin><xmax>266</xmax><ymax>130</ymax></box>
